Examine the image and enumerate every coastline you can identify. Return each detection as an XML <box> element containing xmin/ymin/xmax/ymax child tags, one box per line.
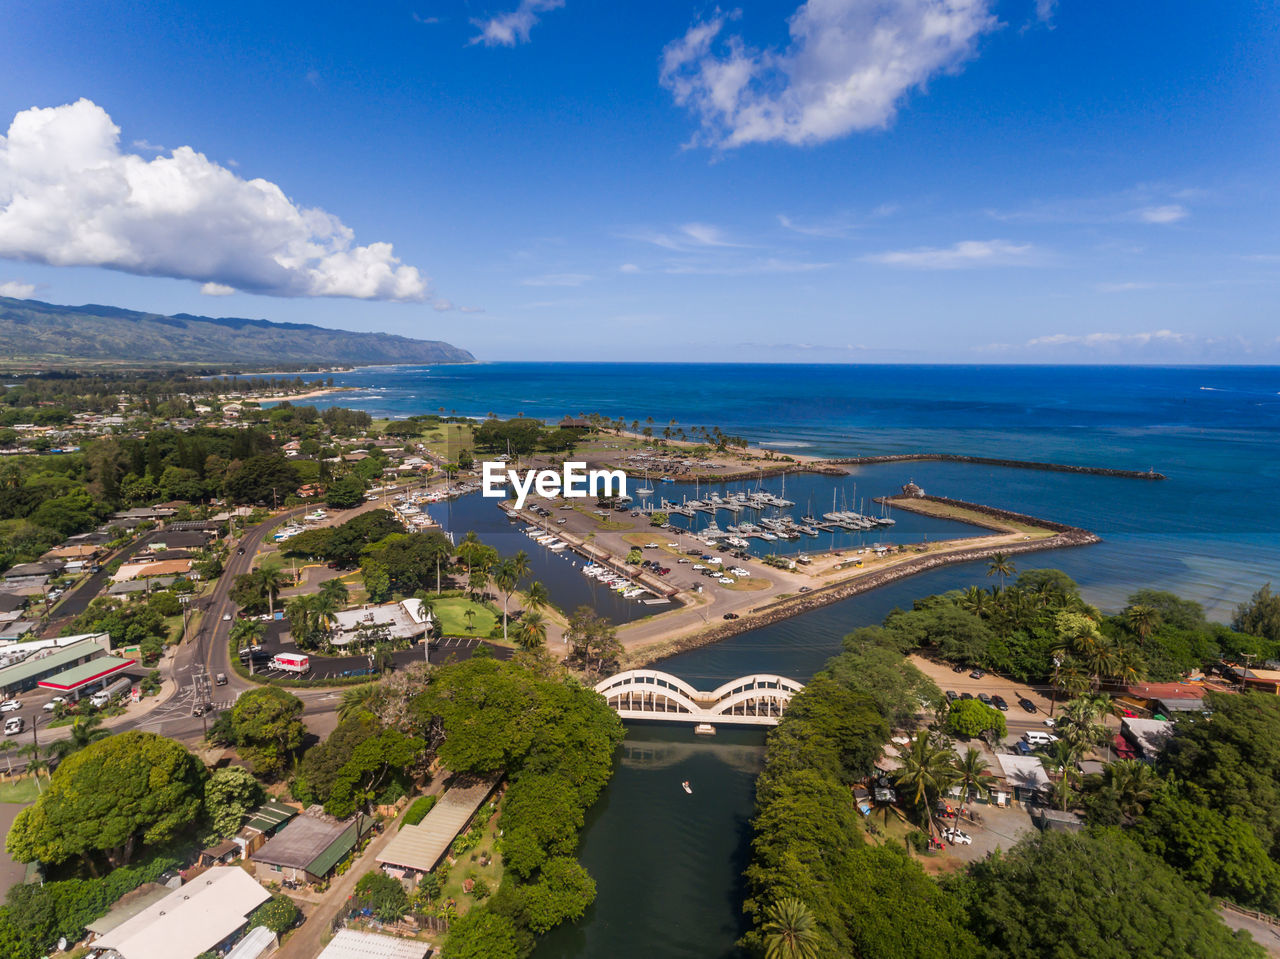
<box><xmin>615</xmin><ymin>494</ymin><xmax>1100</xmax><ymax>668</ymax></box>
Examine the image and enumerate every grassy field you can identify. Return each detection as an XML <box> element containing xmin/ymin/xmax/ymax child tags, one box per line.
<box><xmin>0</xmin><ymin>777</ymin><xmax>41</xmax><ymax>803</ymax></box>
<box><xmin>432</xmin><ymin>596</ymin><xmax>499</xmax><ymax>637</ymax></box>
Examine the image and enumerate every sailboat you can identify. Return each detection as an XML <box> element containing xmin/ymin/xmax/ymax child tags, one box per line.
<box><xmin>682</xmin><ymin>780</ymin><xmax>693</xmax><ymax>795</ymax></box>
<box><xmin>636</xmin><ymin>469</ymin><xmax>654</xmax><ymax>498</ymax></box>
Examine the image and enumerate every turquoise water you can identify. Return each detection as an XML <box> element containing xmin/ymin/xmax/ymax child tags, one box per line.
<box><xmin>290</xmin><ymin>362</ymin><xmax>1279</xmax><ymax>958</ymax></box>
<box><xmin>300</xmin><ymin>362</ymin><xmax>1280</xmax><ymax>619</ymax></box>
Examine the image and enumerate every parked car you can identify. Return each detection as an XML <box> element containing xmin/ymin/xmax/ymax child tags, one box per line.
<box><xmin>945</xmin><ymin>690</ymin><xmax>959</xmax><ymax>702</ymax></box>
<box><xmin>4</xmin><ymin>716</ymin><xmax>24</xmax><ymax>735</ymax></box>
<box><xmin>723</xmin><ymin>613</ymin><xmax>739</xmax><ymax>620</ymax></box>
<box><xmin>1022</xmin><ymin>730</ymin><xmax>1057</xmax><ymax>746</ymax></box>
<box><xmin>1014</xmin><ymin>740</ymin><xmax>1034</xmax><ymax>756</ymax></box>
<box><xmin>42</xmin><ymin>696</ymin><xmax>67</xmax><ymax>712</ymax></box>
<box><xmin>222</xmin><ymin>613</ymin><xmax>232</xmax><ymax>621</ymax></box>
<box><xmin>990</xmin><ymin>695</ymin><xmax>1009</xmax><ymax>711</ymax></box>
<box><xmin>798</xmin><ymin>586</ymin><xmax>811</xmax><ymax>593</ymax></box>
<box><xmin>1042</xmin><ymin>717</ymin><xmax>1057</xmax><ymax>728</ymax></box>
<box><xmin>1019</xmin><ymin>697</ymin><xmax>1038</xmax><ymax>713</ymax></box>
<box><xmin>0</xmin><ymin>700</ymin><xmax>21</xmax><ymax>712</ymax></box>
<box><xmin>969</xmin><ymin>668</ymin><xmax>986</xmax><ymax>679</ymax></box>
<box><xmin>960</xmin><ymin>692</ymin><xmax>974</xmax><ymax>700</ymax></box>
<box><xmin>952</xmin><ymin>663</ymin><xmax>966</xmax><ymax>673</ymax></box>
<box><xmin>978</xmin><ymin>693</ymin><xmax>993</xmax><ymax>706</ymax></box>
<box><xmin>944</xmin><ymin>827</ymin><xmax>972</xmax><ymax>845</ymax></box>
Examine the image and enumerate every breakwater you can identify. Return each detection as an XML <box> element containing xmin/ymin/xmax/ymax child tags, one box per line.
<box><xmin>823</xmin><ymin>453</ymin><xmax>1165</xmax><ymax>480</ymax></box>
<box><xmin>626</xmin><ymin>496</ymin><xmax>1099</xmax><ymax>667</ymax></box>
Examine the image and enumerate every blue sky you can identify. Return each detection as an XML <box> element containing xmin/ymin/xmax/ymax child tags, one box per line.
<box><xmin>1</xmin><ymin>0</ymin><xmax>1278</xmax><ymax>362</ymax></box>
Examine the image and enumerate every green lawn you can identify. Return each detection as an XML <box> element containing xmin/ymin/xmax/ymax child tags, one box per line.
<box><xmin>432</xmin><ymin>596</ymin><xmax>499</xmax><ymax>638</ymax></box>
<box><xmin>0</xmin><ymin>777</ymin><xmax>41</xmax><ymax>803</ymax></box>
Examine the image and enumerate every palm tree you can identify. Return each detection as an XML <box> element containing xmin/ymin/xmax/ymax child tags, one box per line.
<box><xmin>1124</xmin><ymin>603</ymin><xmax>1159</xmax><ymax>640</ymax></box>
<box><xmin>338</xmin><ymin>685</ymin><xmax>378</xmax><ymax>722</ymax></box>
<box><xmin>46</xmin><ymin>715</ymin><xmax>110</xmax><ymax>761</ymax></box>
<box><xmin>761</xmin><ymin>898</ymin><xmax>821</xmax><ymax>959</ymax></box>
<box><xmin>1102</xmin><ymin>760</ymin><xmax>1160</xmax><ymax>820</ymax></box>
<box><xmin>525</xmin><ymin>581</ymin><xmax>550</xmax><ymax>613</ymax></box>
<box><xmin>493</xmin><ymin>558</ymin><xmax>519</xmax><ymax>642</ymax></box>
<box><xmin>511</xmin><ymin>550</ymin><xmax>531</xmax><ymax>586</ymax></box>
<box><xmin>1049</xmin><ymin>661</ymin><xmax>1090</xmax><ymax>717</ymax></box>
<box><xmin>468</xmin><ymin>566</ymin><xmax>488</xmax><ymax>602</ymax></box>
<box><xmin>372</xmin><ymin>642</ymin><xmax>394</xmax><ymax>674</ymax></box>
<box><xmin>463</xmin><ymin>608</ymin><xmax>476</xmax><ymax>634</ymax></box>
<box><xmin>285</xmin><ymin>595</ymin><xmax>317</xmax><ymax>649</ymax></box>
<box><xmin>1056</xmin><ymin>697</ymin><xmax>1109</xmax><ymax>755</ymax></box>
<box><xmin>987</xmin><ymin>552</ymin><xmax>1015</xmax><ymax>589</ymax></box>
<box><xmin>0</xmin><ymin>738</ymin><xmax>15</xmax><ymax>775</ymax></box>
<box><xmin>958</xmin><ymin>586</ymin><xmax>990</xmax><ymax>618</ymax></box>
<box><xmin>17</xmin><ymin>743</ymin><xmax>48</xmax><ymax>793</ymax></box>
<box><xmin>514</xmin><ymin>611</ymin><xmax>547</xmax><ymax>652</ymax></box>
<box><xmin>1037</xmin><ymin>739</ymin><xmax>1082</xmax><ymax>811</ymax></box>
<box><xmin>952</xmin><ymin>747</ymin><xmax>997</xmax><ymax>802</ymax></box>
<box><xmin>257</xmin><ymin>565</ymin><xmax>289</xmax><ymax>617</ymax></box>
<box><xmin>894</xmin><ymin>735</ymin><xmax>959</xmax><ymax>829</ymax></box>
<box><xmin>319</xmin><ymin>578</ymin><xmax>350</xmax><ymax>607</ymax></box>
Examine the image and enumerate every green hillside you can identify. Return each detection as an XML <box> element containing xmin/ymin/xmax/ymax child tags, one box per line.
<box><xmin>0</xmin><ymin>296</ymin><xmax>475</xmax><ymax>367</ymax></box>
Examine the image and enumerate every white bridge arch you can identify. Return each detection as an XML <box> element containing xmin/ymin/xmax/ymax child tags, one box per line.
<box><xmin>594</xmin><ymin>669</ymin><xmax>805</xmax><ymax>727</ymax></box>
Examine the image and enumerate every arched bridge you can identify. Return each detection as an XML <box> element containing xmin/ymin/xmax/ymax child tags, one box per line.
<box><xmin>594</xmin><ymin>670</ymin><xmax>805</xmax><ymax>727</ymax></box>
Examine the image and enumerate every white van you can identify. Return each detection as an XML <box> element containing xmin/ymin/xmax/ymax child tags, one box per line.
<box><xmin>1022</xmin><ymin>730</ymin><xmax>1058</xmax><ymax>746</ymax></box>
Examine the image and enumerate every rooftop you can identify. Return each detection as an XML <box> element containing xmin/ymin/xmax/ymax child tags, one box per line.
<box><xmin>316</xmin><ymin>929</ymin><xmax>430</xmax><ymax>959</ymax></box>
<box><xmin>94</xmin><ymin>866</ymin><xmax>270</xmax><ymax>959</ymax></box>
<box><xmin>251</xmin><ymin>808</ymin><xmax>368</xmax><ymax>874</ymax></box>
<box><xmin>242</xmin><ymin>799</ymin><xmax>299</xmax><ymax>834</ymax></box>
<box><xmin>995</xmin><ymin>753</ymin><xmax>1052</xmax><ymax>792</ymax></box>
<box><xmin>37</xmin><ymin>655</ymin><xmax>135</xmax><ymax>691</ymax></box>
<box><xmin>0</xmin><ymin>636</ymin><xmax>110</xmax><ymax>688</ymax></box>
<box><xmin>378</xmin><ymin>777</ymin><xmax>499</xmax><ymax>874</ymax></box>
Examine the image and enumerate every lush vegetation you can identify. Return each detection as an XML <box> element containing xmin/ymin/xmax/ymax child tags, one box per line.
<box><xmin>423</xmin><ymin>657</ymin><xmax>625</xmax><ymax>958</ymax></box>
<box><xmin>739</xmin><ymin>585</ymin><xmax>1271</xmax><ymax>959</ymax></box>
<box><xmin>886</xmin><ymin>567</ymin><xmax>1277</xmax><ymax>688</ymax></box>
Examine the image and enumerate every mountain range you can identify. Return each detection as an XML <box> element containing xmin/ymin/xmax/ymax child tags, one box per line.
<box><xmin>0</xmin><ymin>296</ymin><xmax>474</xmax><ymax>367</ymax></box>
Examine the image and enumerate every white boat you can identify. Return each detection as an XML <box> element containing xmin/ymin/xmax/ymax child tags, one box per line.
<box><xmin>682</xmin><ymin>780</ymin><xmax>693</xmax><ymax>794</ymax></box>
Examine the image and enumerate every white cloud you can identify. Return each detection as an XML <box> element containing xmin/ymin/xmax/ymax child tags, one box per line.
<box><xmin>470</xmin><ymin>0</ymin><xmax>563</xmax><ymax>47</ymax></box>
<box><xmin>432</xmin><ymin>298</ymin><xmax>455</xmax><ymax>311</ymax></box>
<box><xmin>1025</xmin><ymin>330</ymin><xmax>1187</xmax><ymax>348</ymax></box>
<box><xmin>661</xmin><ymin>0</ymin><xmax>997</xmax><ymax>148</ymax></box>
<box><xmin>521</xmin><ymin>272</ymin><xmax>591</xmax><ymax>287</ymax></box>
<box><xmin>201</xmin><ymin>282</ymin><xmax>236</xmax><ymax>296</ymax></box>
<box><xmin>459</xmin><ymin>305</ymin><xmax>485</xmax><ymax>313</ymax></box>
<box><xmin>624</xmin><ymin>222</ymin><xmax>745</xmax><ymax>252</ymax></box>
<box><xmin>413</xmin><ymin>13</ymin><xmax>442</xmax><ymax>25</ymax></box>
<box><xmin>619</xmin><ymin>263</ymin><xmax>641</xmax><ymax>273</ymax></box>
<box><xmin>1034</xmin><ymin>0</ymin><xmax>1056</xmax><ymax>22</ymax></box>
<box><xmin>1135</xmin><ymin>204</ymin><xmax>1188</xmax><ymax>224</ymax></box>
<box><xmin>0</xmin><ymin>99</ymin><xmax>428</xmax><ymax>300</ymax></box>
<box><xmin>131</xmin><ymin>139</ymin><xmax>165</xmax><ymax>153</ymax></box>
<box><xmin>0</xmin><ymin>280</ymin><xmax>35</xmax><ymax>298</ymax></box>
<box><xmin>863</xmin><ymin>239</ymin><xmax>1039</xmax><ymax>269</ymax></box>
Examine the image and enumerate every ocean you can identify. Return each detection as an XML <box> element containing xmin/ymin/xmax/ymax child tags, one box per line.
<box><xmin>277</xmin><ymin>362</ymin><xmax>1280</xmax><ymax>959</ymax></box>
<box><xmin>290</xmin><ymin>362</ymin><xmax>1280</xmax><ymax>621</ymax></box>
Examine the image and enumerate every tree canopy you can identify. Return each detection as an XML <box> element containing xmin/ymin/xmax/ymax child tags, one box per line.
<box><xmin>956</xmin><ymin>830</ymin><xmax>1263</xmax><ymax>959</ymax></box>
<box><xmin>7</xmin><ymin>732</ymin><xmax>205</xmax><ymax>872</ymax></box>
